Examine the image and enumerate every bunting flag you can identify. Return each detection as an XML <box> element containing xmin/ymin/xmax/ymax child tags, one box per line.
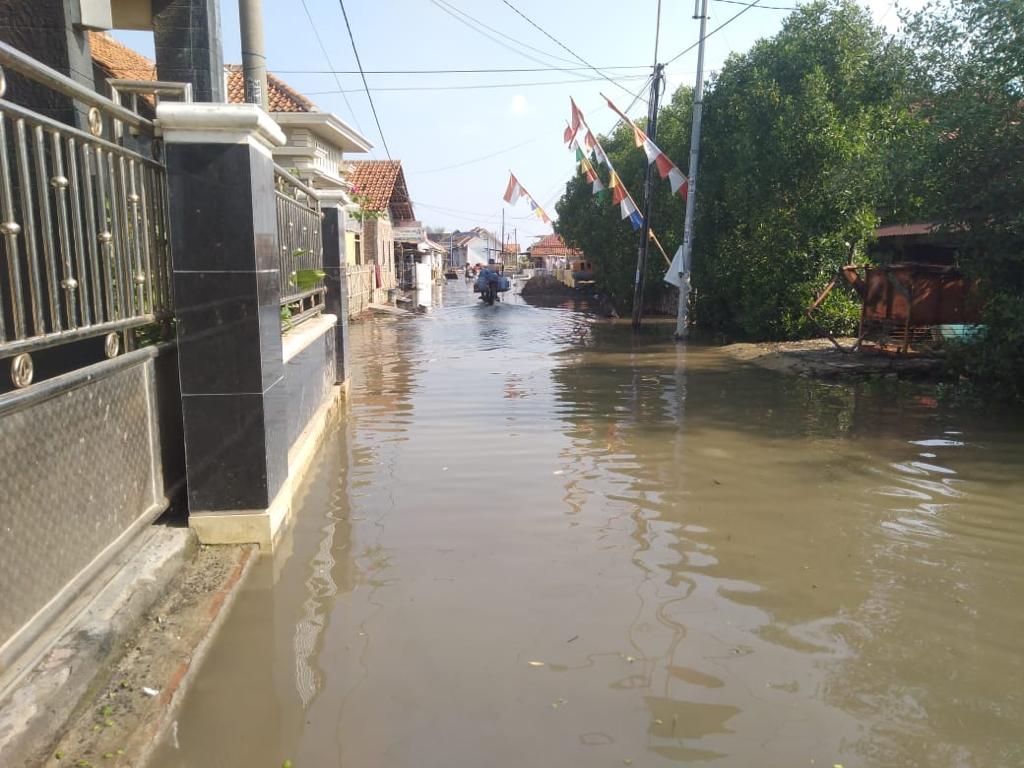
<box><xmin>580</xmin><ymin>155</ymin><xmax>608</xmax><ymax>200</ymax></box>
<box><xmin>563</xmin><ymin>97</ymin><xmax>584</xmax><ymax>145</ymax></box>
<box><xmin>620</xmin><ymin>198</ymin><xmax>643</xmax><ymax>231</ymax></box>
<box><xmin>503</xmin><ymin>172</ymin><xmax>551</xmax><ymax>224</ymax></box>
<box><xmin>503</xmin><ymin>173</ymin><xmax>523</xmax><ymax>205</ymax></box>
<box><xmin>608</xmin><ymin>171</ymin><xmax>626</xmax><ymax>205</ymax></box>
<box><xmin>603</xmin><ymin>93</ymin><xmax>689</xmax><ymax>200</ymax></box>
<box><xmin>567</xmin><ymin>99</ymin><xmax>644</xmax><ymax>230</ymax></box>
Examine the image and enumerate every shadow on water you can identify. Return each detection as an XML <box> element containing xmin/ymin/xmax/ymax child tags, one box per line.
<box><xmin>151</xmin><ymin>280</ymin><xmax>1024</xmax><ymax>768</ymax></box>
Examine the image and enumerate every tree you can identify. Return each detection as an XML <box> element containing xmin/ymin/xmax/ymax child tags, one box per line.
<box><xmin>692</xmin><ymin>0</ymin><xmax>913</xmax><ymax>339</ymax></box>
<box><xmin>555</xmin><ymin>88</ymin><xmax>694</xmax><ymax>312</ymax></box>
<box><xmin>902</xmin><ymin>0</ymin><xmax>1024</xmax><ymax>398</ymax></box>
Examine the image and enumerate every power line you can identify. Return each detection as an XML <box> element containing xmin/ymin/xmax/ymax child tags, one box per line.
<box><xmin>273</xmin><ymin>65</ymin><xmax>651</xmax><ymax>74</ymax></box>
<box><xmin>429</xmin><ymin>0</ymin><xmax>579</xmax><ymax>68</ymax></box>
<box><xmin>412</xmin><ymin>137</ymin><xmax>546</xmax><ymax>174</ymax></box>
<box><xmin>498</xmin><ymin>0</ymin><xmax>646</xmax><ymax>104</ymax></box>
<box><xmin>297</xmin><ymin>0</ymin><xmax>367</xmax><ymax>143</ymax></box>
<box><xmin>302</xmin><ymin>73</ymin><xmax>650</xmax><ymax>95</ymax></box>
<box><xmin>405</xmin><ymin>87</ymin><xmax>651</xmax><ymax>177</ymax></box>
<box><xmin>666</xmin><ymin>0</ymin><xmax>765</xmax><ymax>65</ymax></box>
<box><xmin>713</xmin><ymin>0</ymin><xmax>800</xmax><ymax>9</ymax></box>
<box><xmin>426</xmin><ymin>0</ymin><xmax>572</xmax><ymax>71</ymax></box>
<box><xmin>337</xmin><ymin>0</ymin><xmax>391</xmax><ymax>159</ymax></box>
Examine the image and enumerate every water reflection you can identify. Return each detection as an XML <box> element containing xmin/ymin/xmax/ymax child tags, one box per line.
<box><xmin>152</xmin><ymin>281</ymin><xmax>1024</xmax><ymax>768</ymax></box>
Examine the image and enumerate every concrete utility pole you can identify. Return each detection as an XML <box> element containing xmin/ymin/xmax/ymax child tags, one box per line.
<box><xmin>630</xmin><ymin>63</ymin><xmax>664</xmax><ymax>330</ymax></box>
<box><xmin>238</xmin><ymin>0</ymin><xmax>269</xmax><ymax>110</ymax></box>
<box><xmin>675</xmin><ymin>0</ymin><xmax>710</xmax><ymax>339</ymax></box>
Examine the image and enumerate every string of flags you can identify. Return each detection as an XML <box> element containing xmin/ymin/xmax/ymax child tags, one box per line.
<box><xmin>503</xmin><ymin>172</ymin><xmax>552</xmax><ymax>224</ymax></box>
<box><xmin>564</xmin><ymin>98</ymin><xmax>644</xmax><ymax>231</ymax></box>
<box><xmin>603</xmin><ymin>93</ymin><xmax>688</xmax><ymax>200</ymax></box>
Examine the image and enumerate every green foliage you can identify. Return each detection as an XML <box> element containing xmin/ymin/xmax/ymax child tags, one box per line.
<box><xmin>693</xmin><ymin>0</ymin><xmax>910</xmax><ymax>339</ymax></box>
<box><xmin>349</xmin><ymin>187</ymin><xmax>386</xmax><ymax>222</ymax></box>
<box><xmin>555</xmin><ymin>1</ymin><xmax>911</xmax><ymax>334</ymax></box>
<box><xmin>555</xmin><ymin>88</ymin><xmax>694</xmax><ymax>312</ymax></box>
<box><xmin>902</xmin><ymin>0</ymin><xmax>1024</xmax><ymax>397</ymax></box>
<box><xmin>292</xmin><ymin>268</ymin><xmax>326</xmax><ymax>291</ymax></box>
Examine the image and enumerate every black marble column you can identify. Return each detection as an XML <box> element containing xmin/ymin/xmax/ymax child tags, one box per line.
<box><xmin>165</xmin><ymin>140</ymin><xmax>286</xmax><ymax>512</ymax></box>
<box><xmin>0</xmin><ymin>0</ymin><xmax>92</xmax><ymax>127</ymax></box>
<box><xmin>322</xmin><ymin>205</ymin><xmax>350</xmax><ymax>385</ymax></box>
<box><xmin>152</xmin><ymin>0</ymin><xmax>225</xmax><ymax>102</ymax></box>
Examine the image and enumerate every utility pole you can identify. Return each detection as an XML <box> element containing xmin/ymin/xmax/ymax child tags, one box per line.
<box><xmin>501</xmin><ymin>209</ymin><xmax>506</xmax><ymax>265</ymax></box>
<box><xmin>630</xmin><ymin>63</ymin><xmax>665</xmax><ymax>330</ymax></box>
<box><xmin>675</xmin><ymin>0</ymin><xmax>710</xmax><ymax>339</ymax></box>
<box><xmin>239</xmin><ymin>0</ymin><xmax>269</xmax><ymax>110</ymax></box>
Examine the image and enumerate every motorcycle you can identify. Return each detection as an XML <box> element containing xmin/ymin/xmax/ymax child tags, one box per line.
<box><xmin>473</xmin><ymin>270</ymin><xmax>510</xmax><ymax>305</ymax></box>
<box><xmin>481</xmin><ymin>282</ymin><xmax>498</xmax><ymax>305</ymax></box>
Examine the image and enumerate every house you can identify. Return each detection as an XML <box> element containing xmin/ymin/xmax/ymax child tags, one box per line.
<box><xmin>345</xmin><ymin>160</ymin><xmax>423</xmax><ymax>295</ymax></box>
<box><xmin>449</xmin><ymin>227</ymin><xmax>501</xmax><ymax>267</ymax></box>
<box><xmin>528</xmin><ymin>233</ymin><xmax>583</xmax><ymax>271</ymax></box>
<box><xmin>89</xmin><ymin>31</ymin><xmax>380</xmax><ymax>310</ymax></box>
<box><xmin>90</xmin><ymin>34</ymin><xmax>372</xmax><ymax>196</ymax></box>
<box><xmin>501</xmin><ymin>242</ymin><xmax>520</xmax><ymax>266</ymax></box>
<box><xmin>392</xmin><ymin>221</ymin><xmax>447</xmax><ymax>288</ymax></box>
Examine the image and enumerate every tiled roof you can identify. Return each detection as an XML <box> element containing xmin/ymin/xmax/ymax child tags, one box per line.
<box><xmin>88</xmin><ymin>33</ymin><xmax>315</xmax><ymax>114</ymax></box>
<box><xmin>88</xmin><ymin>32</ymin><xmax>157</xmax><ymax>97</ymax></box>
<box><xmin>529</xmin><ymin>233</ymin><xmax>581</xmax><ymax>257</ymax></box>
<box><xmin>346</xmin><ymin>160</ymin><xmax>414</xmax><ymax>220</ymax></box>
<box><xmin>224</xmin><ymin>65</ymin><xmax>316</xmax><ymax>113</ymax></box>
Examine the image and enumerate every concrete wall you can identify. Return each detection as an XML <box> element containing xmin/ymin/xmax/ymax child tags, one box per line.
<box><xmin>283</xmin><ymin>318</ymin><xmax>336</xmax><ymax>450</ymax></box>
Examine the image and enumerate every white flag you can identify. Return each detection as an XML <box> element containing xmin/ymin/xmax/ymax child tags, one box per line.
<box><xmin>664</xmin><ymin>245</ymin><xmax>688</xmax><ymax>288</ymax></box>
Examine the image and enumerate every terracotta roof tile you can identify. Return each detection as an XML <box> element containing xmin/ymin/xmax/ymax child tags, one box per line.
<box><xmin>529</xmin><ymin>233</ymin><xmax>581</xmax><ymax>257</ymax></box>
<box><xmin>346</xmin><ymin>160</ymin><xmax>414</xmax><ymax>219</ymax></box>
<box><xmin>88</xmin><ymin>34</ymin><xmax>316</xmax><ymax>114</ymax></box>
<box><xmin>88</xmin><ymin>32</ymin><xmax>158</xmax><ymax>107</ymax></box>
<box><xmin>88</xmin><ymin>32</ymin><xmax>158</xmax><ymax>81</ymax></box>
<box><xmin>224</xmin><ymin>65</ymin><xmax>316</xmax><ymax>113</ymax></box>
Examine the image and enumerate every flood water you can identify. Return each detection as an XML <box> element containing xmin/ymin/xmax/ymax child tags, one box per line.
<box><xmin>151</xmin><ymin>280</ymin><xmax>1024</xmax><ymax>768</ymax></box>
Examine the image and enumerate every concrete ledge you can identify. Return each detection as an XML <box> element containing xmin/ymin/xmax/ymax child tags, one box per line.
<box><xmin>188</xmin><ymin>481</ymin><xmax>292</xmax><ymax>548</ymax></box>
<box><xmin>282</xmin><ymin>313</ymin><xmax>337</xmax><ymax>364</ymax></box>
<box><xmin>0</xmin><ymin>526</ymin><xmax>195</xmax><ymax>767</ymax></box>
<box><xmin>188</xmin><ymin>381</ymin><xmax>347</xmax><ymax>549</ymax></box>
<box><xmin>156</xmin><ymin>102</ymin><xmax>286</xmax><ymax>151</ymax></box>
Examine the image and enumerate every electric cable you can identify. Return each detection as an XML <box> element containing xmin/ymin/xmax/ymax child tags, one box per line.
<box><xmin>498</xmin><ymin>0</ymin><xmax>646</xmax><ymax>103</ymax></box>
<box><xmin>298</xmin><ymin>0</ymin><xmax>367</xmax><ymax>141</ymax></box>
<box><xmin>665</xmin><ymin>0</ymin><xmax>765</xmax><ymax>65</ymax></box>
<box><xmin>337</xmin><ymin>0</ymin><xmax>392</xmax><ymax>159</ymax></box>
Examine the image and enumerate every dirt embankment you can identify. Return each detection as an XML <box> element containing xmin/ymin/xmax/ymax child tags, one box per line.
<box><xmin>519</xmin><ymin>274</ymin><xmax>578</xmax><ymax>298</ymax></box>
<box><xmin>725</xmin><ymin>338</ymin><xmax>947</xmax><ymax>381</ymax></box>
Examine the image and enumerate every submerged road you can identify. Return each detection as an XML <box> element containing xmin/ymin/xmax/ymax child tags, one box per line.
<box><xmin>152</xmin><ymin>280</ymin><xmax>1024</xmax><ymax>767</ymax></box>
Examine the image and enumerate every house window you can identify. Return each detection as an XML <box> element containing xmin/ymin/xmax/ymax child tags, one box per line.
<box><xmin>354</xmin><ymin>233</ymin><xmax>362</xmax><ymax>265</ymax></box>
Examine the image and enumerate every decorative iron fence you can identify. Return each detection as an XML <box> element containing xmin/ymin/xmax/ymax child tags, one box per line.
<box><xmin>0</xmin><ymin>42</ymin><xmax>179</xmax><ymax>389</ymax></box>
<box><xmin>274</xmin><ymin>164</ymin><xmax>325</xmax><ymax>327</ymax></box>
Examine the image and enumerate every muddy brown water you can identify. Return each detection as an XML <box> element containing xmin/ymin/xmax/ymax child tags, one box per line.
<box><xmin>150</xmin><ymin>281</ymin><xmax>1024</xmax><ymax>768</ymax></box>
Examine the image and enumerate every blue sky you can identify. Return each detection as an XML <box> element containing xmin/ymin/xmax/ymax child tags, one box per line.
<box><xmin>116</xmin><ymin>0</ymin><xmax>922</xmax><ymax>247</ymax></box>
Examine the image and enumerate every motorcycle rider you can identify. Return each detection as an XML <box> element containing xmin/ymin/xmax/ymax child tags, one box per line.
<box><xmin>478</xmin><ymin>261</ymin><xmax>502</xmax><ymax>303</ymax></box>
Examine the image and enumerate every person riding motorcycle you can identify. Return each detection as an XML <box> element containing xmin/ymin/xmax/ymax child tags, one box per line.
<box><xmin>478</xmin><ymin>262</ymin><xmax>502</xmax><ymax>304</ymax></box>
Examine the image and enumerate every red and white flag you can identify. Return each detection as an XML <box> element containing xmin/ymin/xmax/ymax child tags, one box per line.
<box><xmin>503</xmin><ymin>173</ymin><xmax>524</xmax><ymax>205</ymax></box>
<box><xmin>603</xmin><ymin>94</ymin><xmax>688</xmax><ymax>200</ymax></box>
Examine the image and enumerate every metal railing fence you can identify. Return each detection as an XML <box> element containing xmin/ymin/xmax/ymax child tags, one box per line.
<box><xmin>0</xmin><ymin>41</ymin><xmax>182</xmax><ymax>388</ymax></box>
<box><xmin>274</xmin><ymin>164</ymin><xmax>325</xmax><ymax>326</ymax></box>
